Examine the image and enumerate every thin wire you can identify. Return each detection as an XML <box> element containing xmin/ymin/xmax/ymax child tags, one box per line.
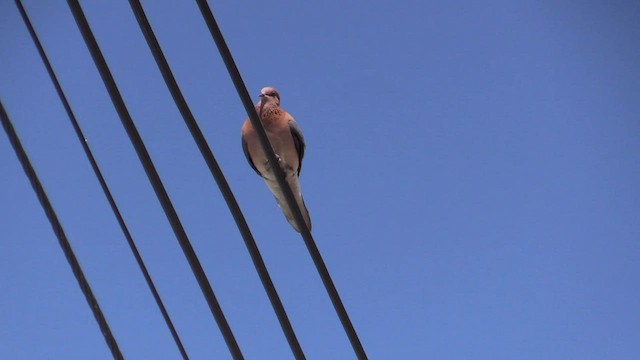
<box><xmin>193</xmin><ymin>1</ymin><xmax>368</xmax><ymax>358</ymax></box>
<box><xmin>14</xmin><ymin>1</ymin><xmax>189</xmax><ymax>358</ymax></box>
<box><xmin>0</xmin><ymin>100</ymin><xmax>124</xmax><ymax>360</ymax></box>
<box><xmin>126</xmin><ymin>1</ymin><xmax>306</xmax><ymax>358</ymax></box>
<box><xmin>65</xmin><ymin>1</ymin><xmax>243</xmax><ymax>358</ymax></box>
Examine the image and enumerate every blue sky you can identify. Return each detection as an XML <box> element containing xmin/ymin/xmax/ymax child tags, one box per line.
<box><xmin>1</xmin><ymin>1</ymin><xmax>639</xmax><ymax>359</ymax></box>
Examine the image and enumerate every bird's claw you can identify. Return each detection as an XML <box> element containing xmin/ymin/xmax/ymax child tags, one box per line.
<box><xmin>263</xmin><ymin>155</ymin><xmax>282</xmax><ymax>171</ymax></box>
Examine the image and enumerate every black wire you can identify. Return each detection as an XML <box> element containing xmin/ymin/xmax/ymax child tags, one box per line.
<box><xmin>0</xmin><ymin>100</ymin><xmax>124</xmax><ymax>360</ymax></box>
<box><xmin>193</xmin><ymin>1</ymin><xmax>368</xmax><ymax>358</ymax></box>
<box><xmin>13</xmin><ymin>1</ymin><xmax>189</xmax><ymax>358</ymax></box>
<box><xmin>64</xmin><ymin>1</ymin><xmax>244</xmax><ymax>358</ymax></box>
<box><xmin>126</xmin><ymin>1</ymin><xmax>306</xmax><ymax>358</ymax></box>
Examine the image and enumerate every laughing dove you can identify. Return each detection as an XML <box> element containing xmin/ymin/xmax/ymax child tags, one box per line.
<box><xmin>241</xmin><ymin>87</ymin><xmax>312</xmax><ymax>232</ymax></box>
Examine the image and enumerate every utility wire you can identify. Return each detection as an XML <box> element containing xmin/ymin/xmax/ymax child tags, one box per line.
<box><xmin>14</xmin><ymin>1</ymin><xmax>189</xmax><ymax>359</ymax></box>
<box><xmin>194</xmin><ymin>1</ymin><xmax>368</xmax><ymax>358</ymax></box>
<box><xmin>65</xmin><ymin>1</ymin><xmax>243</xmax><ymax>358</ymax></box>
<box><xmin>126</xmin><ymin>1</ymin><xmax>306</xmax><ymax>358</ymax></box>
<box><xmin>0</xmin><ymin>100</ymin><xmax>124</xmax><ymax>360</ymax></box>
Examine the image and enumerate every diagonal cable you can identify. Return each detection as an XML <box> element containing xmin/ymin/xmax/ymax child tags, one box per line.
<box><xmin>1</xmin><ymin>99</ymin><xmax>123</xmax><ymax>360</ymax></box>
<box><xmin>14</xmin><ymin>1</ymin><xmax>189</xmax><ymax>358</ymax></box>
<box><xmin>126</xmin><ymin>1</ymin><xmax>305</xmax><ymax>358</ymax></box>
<box><xmin>65</xmin><ymin>1</ymin><xmax>243</xmax><ymax>358</ymax></box>
<box><xmin>194</xmin><ymin>1</ymin><xmax>369</xmax><ymax>358</ymax></box>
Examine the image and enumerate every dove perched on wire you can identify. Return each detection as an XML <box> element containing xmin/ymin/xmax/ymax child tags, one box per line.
<box><xmin>241</xmin><ymin>87</ymin><xmax>312</xmax><ymax>232</ymax></box>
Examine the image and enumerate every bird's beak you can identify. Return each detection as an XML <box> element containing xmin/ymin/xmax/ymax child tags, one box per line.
<box><xmin>258</xmin><ymin>94</ymin><xmax>265</xmax><ymax>98</ymax></box>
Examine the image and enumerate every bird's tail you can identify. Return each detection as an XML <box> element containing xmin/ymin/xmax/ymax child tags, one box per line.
<box><xmin>264</xmin><ymin>176</ymin><xmax>312</xmax><ymax>232</ymax></box>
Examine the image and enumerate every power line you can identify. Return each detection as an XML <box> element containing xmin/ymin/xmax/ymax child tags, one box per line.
<box><xmin>125</xmin><ymin>1</ymin><xmax>306</xmax><ymax>358</ymax></box>
<box><xmin>65</xmin><ymin>1</ymin><xmax>243</xmax><ymax>358</ymax></box>
<box><xmin>0</xmin><ymin>100</ymin><xmax>124</xmax><ymax>360</ymax></box>
<box><xmin>194</xmin><ymin>1</ymin><xmax>369</xmax><ymax>358</ymax></box>
<box><xmin>14</xmin><ymin>1</ymin><xmax>189</xmax><ymax>358</ymax></box>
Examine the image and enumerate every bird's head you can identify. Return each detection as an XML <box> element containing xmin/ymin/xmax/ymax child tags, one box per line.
<box><xmin>258</xmin><ymin>86</ymin><xmax>281</xmax><ymax>106</ymax></box>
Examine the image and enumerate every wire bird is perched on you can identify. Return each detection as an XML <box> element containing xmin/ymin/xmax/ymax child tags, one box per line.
<box><xmin>241</xmin><ymin>87</ymin><xmax>312</xmax><ymax>232</ymax></box>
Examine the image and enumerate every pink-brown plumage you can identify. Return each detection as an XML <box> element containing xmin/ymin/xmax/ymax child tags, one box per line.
<box><xmin>241</xmin><ymin>87</ymin><xmax>311</xmax><ymax>232</ymax></box>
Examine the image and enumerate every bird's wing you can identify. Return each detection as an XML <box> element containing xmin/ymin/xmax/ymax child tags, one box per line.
<box><xmin>241</xmin><ymin>135</ymin><xmax>261</xmax><ymax>176</ymax></box>
<box><xmin>288</xmin><ymin>120</ymin><xmax>305</xmax><ymax>175</ymax></box>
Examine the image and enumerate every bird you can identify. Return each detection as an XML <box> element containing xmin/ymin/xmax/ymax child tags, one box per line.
<box><xmin>241</xmin><ymin>87</ymin><xmax>312</xmax><ymax>232</ymax></box>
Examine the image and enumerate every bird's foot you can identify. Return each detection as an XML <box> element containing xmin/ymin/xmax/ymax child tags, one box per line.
<box><xmin>263</xmin><ymin>155</ymin><xmax>282</xmax><ymax>171</ymax></box>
